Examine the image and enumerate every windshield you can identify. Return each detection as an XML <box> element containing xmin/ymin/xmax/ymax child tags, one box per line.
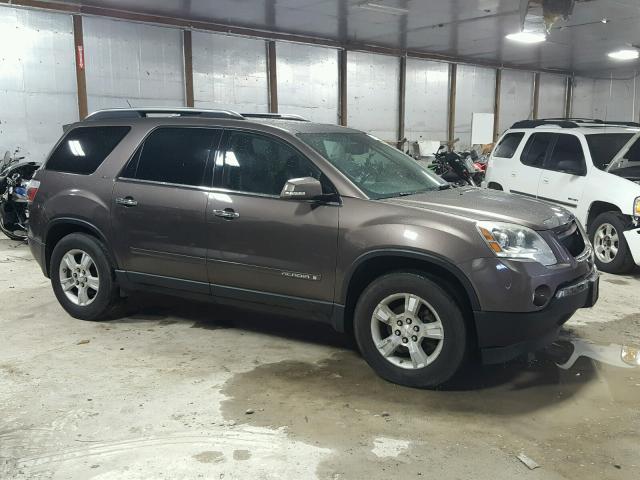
<box><xmin>586</xmin><ymin>133</ymin><xmax>634</xmax><ymax>170</ymax></box>
<box><xmin>298</xmin><ymin>132</ymin><xmax>447</xmax><ymax>199</ymax></box>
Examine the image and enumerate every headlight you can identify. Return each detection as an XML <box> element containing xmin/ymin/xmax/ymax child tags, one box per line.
<box><xmin>634</xmin><ymin>197</ymin><xmax>640</xmax><ymax>218</ymax></box>
<box><xmin>476</xmin><ymin>221</ymin><xmax>557</xmax><ymax>266</ymax></box>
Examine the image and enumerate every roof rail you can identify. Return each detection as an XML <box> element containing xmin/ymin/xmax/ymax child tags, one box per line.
<box><xmin>84</xmin><ymin>108</ymin><xmax>245</xmax><ymax>121</ymax></box>
<box><xmin>241</xmin><ymin>113</ymin><xmax>309</xmax><ymax>121</ymax></box>
<box><xmin>513</xmin><ymin>118</ymin><xmax>640</xmax><ymax>129</ymax></box>
<box><xmin>511</xmin><ymin>119</ymin><xmax>579</xmax><ymax>129</ymax></box>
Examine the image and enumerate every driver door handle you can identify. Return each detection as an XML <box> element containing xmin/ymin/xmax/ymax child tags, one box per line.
<box><xmin>115</xmin><ymin>196</ymin><xmax>138</xmax><ymax>207</ymax></box>
<box><xmin>213</xmin><ymin>209</ymin><xmax>239</xmax><ymax>220</ymax></box>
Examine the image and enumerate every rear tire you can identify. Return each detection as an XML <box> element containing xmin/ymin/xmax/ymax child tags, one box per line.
<box><xmin>353</xmin><ymin>272</ymin><xmax>468</xmax><ymax>388</ymax></box>
<box><xmin>50</xmin><ymin>233</ymin><xmax>122</xmax><ymax>320</ymax></box>
<box><xmin>589</xmin><ymin>212</ymin><xmax>635</xmax><ymax>274</ymax></box>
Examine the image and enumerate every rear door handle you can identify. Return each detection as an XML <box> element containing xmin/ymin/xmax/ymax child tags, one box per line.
<box><xmin>213</xmin><ymin>209</ymin><xmax>239</xmax><ymax>220</ymax></box>
<box><xmin>542</xmin><ymin>178</ymin><xmax>549</xmax><ymax>184</ymax></box>
<box><xmin>510</xmin><ymin>172</ymin><xmax>516</xmax><ymax>177</ymax></box>
<box><xmin>115</xmin><ymin>196</ymin><xmax>138</xmax><ymax>207</ymax></box>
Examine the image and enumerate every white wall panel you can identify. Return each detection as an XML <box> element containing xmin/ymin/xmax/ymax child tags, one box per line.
<box><xmin>498</xmin><ymin>69</ymin><xmax>534</xmax><ymax>134</ymax></box>
<box><xmin>276</xmin><ymin>42</ymin><xmax>338</xmax><ymax>123</ymax></box>
<box><xmin>0</xmin><ymin>7</ymin><xmax>77</xmax><ymax>163</ymax></box>
<box><xmin>572</xmin><ymin>76</ymin><xmax>640</xmax><ymax>122</ymax></box>
<box><xmin>404</xmin><ymin>58</ymin><xmax>449</xmax><ymax>143</ymax></box>
<box><xmin>454</xmin><ymin>65</ymin><xmax>496</xmax><ymax>148</ymax></box>
<box><xmin>193</xmin><ymin>32</ymin><xmax>268</xmax><ymax>112</ymax></box>
<box><xmin>538</xmin><ymin>73</ymin><xmax>566</xmax><ymax>119</ymax></box>
<box><xmin>84</xmin><ymin>17</ymin><xmax>185</xmax><ymax>112</ymax></box>
<box><xmin>347</xmin><ymin>52</ymin><xmax>400</xmax><ymax>142</ymax></box>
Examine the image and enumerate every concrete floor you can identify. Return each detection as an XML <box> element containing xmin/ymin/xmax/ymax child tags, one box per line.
<box><xmin>1</xmin><ymin>238</ymin><xmax>639</xmax><ymax>480</ymax></box>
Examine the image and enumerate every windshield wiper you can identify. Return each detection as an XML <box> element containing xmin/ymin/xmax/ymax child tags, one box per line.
<box><xmin>438</xmin><ymin>183</ymin><xmax>452</xmax><ymax>190</ymax></box>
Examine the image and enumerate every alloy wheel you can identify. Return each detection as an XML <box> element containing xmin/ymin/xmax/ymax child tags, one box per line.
<box><xmin>58</xmin><ymin>249</ymin><xmax>100</xmax><ymax>306</ymax></box>
<box><xmin>594</xmin><ymin>223</ymin><xmax>619</xmax><ymax>264</ymax></box>
<box><xmin>370</xmin><ymin>293</ymin><xmax>444</xmax><ymax>369</ymax></box>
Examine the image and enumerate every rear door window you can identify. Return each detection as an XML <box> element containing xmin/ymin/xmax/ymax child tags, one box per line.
<box><xmin>46</xmin><ymin>126</ymin><xmax>130</xmax><ymax>175</ymax></box>
<box><xmin>520</xmin><ymin>133</ymin><xmax>555</xmax><ymax>167</ymax></box>
<box><xmin>494</xmin><ymin>132</ymin><xmax>524</xmax><ymax>158</ymax></box>
<box><xmin>545</xmin><ymin>134</ymin><xmax>586</xmax><ymax>174</ymax></box>
<box><xmin>125</xmin><ymin>127</ymin><xmax>221</xmax><ymax>187</ymax></box>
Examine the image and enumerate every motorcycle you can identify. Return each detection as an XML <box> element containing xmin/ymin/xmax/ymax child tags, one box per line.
<box><xmin>0</xmin><ymin>151</ymin><xmax>41</xmax><ymax>241</ymax></box>
<box><xmin>429</xmin><ymin>145</ymin><xmax>485</xmax><ymax>187</ymax></box>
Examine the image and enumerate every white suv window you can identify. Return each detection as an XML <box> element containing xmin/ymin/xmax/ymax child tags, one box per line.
<box><xmin>520</xmin><ymin>133</ymin><xmax>554</xmax><ymax>167</ymax></box>
<box><xmin>494</xmin><ymin>132</ymin><xmax>524</xmax><ymax>158</ymax></box>
<box><xmin>545</xmin><ymin>134</ymin><xmax>586</xmax><ymax>175</ymax></box>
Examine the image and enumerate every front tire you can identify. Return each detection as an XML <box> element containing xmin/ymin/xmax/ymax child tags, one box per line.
<box><xmin>589</xmin><ymin>212</ymin><xmax>635</xmax><ymax>274</ymax></box>
<box><xmin>353</xmin><ymin>272</ymin><xmax>468</xmax><ymax>388</ymax></box>
<box><xmin>50</xmin><ymin>233</ymin><xmax>122</xmax><ymax>320</ymax></box>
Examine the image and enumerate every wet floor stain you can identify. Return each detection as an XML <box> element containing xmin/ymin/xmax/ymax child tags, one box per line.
<box><xmin>232</xmin><ymin>449</ymin><xmax>251</xmax><ymax>461</ymax></box>
<box><xmin>221</xmin><ymin>348</ymin><xmax>640</xmax><ymax>479</ymax></box>
<box><xmin>604</xmin><ymin>278</ymin><xmax>630</xmax><ymax>286</ymax></box>
<box><xmin>193</xmin><ymin>450</ymin><xmax>224</xmax><ymax>464</ymax></box>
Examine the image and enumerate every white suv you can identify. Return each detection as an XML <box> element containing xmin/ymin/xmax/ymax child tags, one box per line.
<box><xmin>484</xmin><ymin>118</ymin><xmax>640</xmax><ymax>274</ymax></box>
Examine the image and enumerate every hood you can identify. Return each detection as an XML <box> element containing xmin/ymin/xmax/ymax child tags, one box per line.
<box><xmin>380</xmin><ymin>187</ymin><xmax>571</xmax><ymax>230</ymax></box>
<box><xmin>610</xmin><ymin>165</ymin><xmax>640</xmax><ymax>184</ymax></box>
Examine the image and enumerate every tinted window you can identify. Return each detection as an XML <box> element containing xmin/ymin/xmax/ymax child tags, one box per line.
<box><xmin>546</xmin><ymin>134</ymin><xmax>585</xmax><ymax>173</ymax></box>
<box><xmin>586</xmin><ymin>133</ymin><xmax>634</xmax><ymax>170</ymax></box>
<box><xmin>47</xmin><ymin>126</ymin><xmax>130</xmax><ymax>174</ymax></box>
<box><xmin>521</xmin><ymin>133</ymin><xmax>554</xmax><ymax>167</ymax></box>
<box><xmin>129</xmin><ymin>128</ymin><xmax>218</xmax><ymax>186</ymax></box>
<box><xmin>494</xmin><ymin>132</ymin><xmax>524</xmax><ymax>158</ymax></box>
<box><xmin>221</xmin><ymin>131</ymin><xmax>326</xmax><ymax>196</ymax></box>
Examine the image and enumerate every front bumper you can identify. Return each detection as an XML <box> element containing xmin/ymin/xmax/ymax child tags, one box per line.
<box><xmin>623</xmin><ymin>227</ymin><xmax>640</xmax><ymax>266</ymax></box>
<box><xmin>475</xmin><ymin>269</ymin><xmax>599</xmax><ymax>364</ymax></box>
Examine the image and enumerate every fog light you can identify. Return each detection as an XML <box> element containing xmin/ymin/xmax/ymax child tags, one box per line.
<box><xmin>533</xmin><ymin>285</ymin><xmax>551</xmax><ymax>307</ymax></box>
<box><xmin>621</xmin><ymin>346</ymin><xmax>640</xmax><ymax>366</ymax></box>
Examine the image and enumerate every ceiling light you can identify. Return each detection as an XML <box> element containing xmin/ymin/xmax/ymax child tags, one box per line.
<box><xmin>505</xmin><ymin>31</ymin><xmax>546</xmax><ymax>44</ymax></box>
<box><xmin>358</xmin><ymin>2</ymin><xmax>409</xmax><ymax>16</ymax></box>
<box><xmin>601</xmin><ymin>18</ymin><xmax>609</xmax><ymax>24</ymax></box>
<box><xmin>608</xmin><ymin>49</ymin><xmax>639</xmax><ymax>60</ymax></box>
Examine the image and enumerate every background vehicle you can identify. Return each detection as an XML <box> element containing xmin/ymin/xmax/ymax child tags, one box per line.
<box><xmin>27</xmin><ymin>108</ymin><xmax>597</xmax><ymax>388</ymax></box>
<box><xmin>429</xmin><ymin>145</ymin><xmax>485</xmax><ymax>186</ymax></box>
<box><xmin>484</xmin><ymin>118</ymin><xmax>640</xmax><ymax>274</ymax></box>
<box><xmin>0</xmin><ymin>151</ymin><xmax>40</xmax><ymax>241</ymax></box>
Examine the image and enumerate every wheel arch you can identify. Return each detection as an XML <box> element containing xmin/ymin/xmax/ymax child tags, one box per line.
<box><xmin>487</xmin><ymin>182</ymin><xmax>503</xmax><ymax>191</ymax></box>
<box><xmin>338</xmin><ymin>249</ymin><xmax>480</xmax><ymax>335</ymax></box>
<box><xmin>43</xmin><ymin>218</ymin><xmax>117</xmax><ymax>277</ymax></box>
<box><xmin>586</xmin><ymin>201</ymin><xmax>622</xmax><ymax>233</ymax></box>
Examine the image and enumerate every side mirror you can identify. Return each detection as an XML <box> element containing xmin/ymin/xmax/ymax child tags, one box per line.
<box><xmin>280</xmin><ymin>177</ymin><xmax>323</xmax><ymax>200</ymax></box>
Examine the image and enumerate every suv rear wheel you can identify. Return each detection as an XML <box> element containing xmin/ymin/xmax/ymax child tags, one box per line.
<box><xmin>50</xmin><ymin>233</ymin><xmax>122</xmax><ymax>320</ymax></box>
<box><xmin>589</xmin><ymin>212</ymin><xmax>635</xmax><ymax>274</ymax></box>
<box><xmin>353</xmin><ymin>272</ymin><xmax>467</xmax><ymax>388</ymax></box>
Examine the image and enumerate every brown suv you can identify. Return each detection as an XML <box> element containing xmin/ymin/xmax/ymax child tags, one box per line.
<box><xmin>27</xmin><ymin>108</ymin><xmax>599</xmax><ymax>387</ymax></box>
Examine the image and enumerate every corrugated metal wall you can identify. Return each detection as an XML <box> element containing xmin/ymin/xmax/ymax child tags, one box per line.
<box><xmin>404</xmin><ymin>58</ymin><xmax>449</xmax><ymax>143</ymax></box>
<box><xmin>454</xmin><ymin>65</ymin><xmax>496</xmax><ymax>148</ymax></box>
<box><xmin>0</xmin><ymin>8</ymin><xmax>78</xmax><ymax>162</ymax></box>
<box><xmin>498</xmin><ymin>69</ymin><xmax>534</xmax><ymax>134</ymax></box>
<box><xmin>538</xmin><ymin>73</ymin><xmax>567</xmax><ymax>119</ymax></box>
<box><xmin>347</xmin><ymin>51</ymin><xmax>400</xmax><ymax>142</ymax></box>
<box><xmin>572</xmin><ymin>76</ymin><xmax>640</xmax><ymax>122</ymax></box>
<box><xmin>193</xmin><ymin>32</ymin><xmax>268</xmax><ymax>112</ymax></box>
<box><xmin>276</xmin><ymin>42</ymin><xmax>339</xmax><ymax>124</ymax></box>
<box><xmin>83</xmin><ymin>17</ymin><xmax>185</xmax><ymax>112</ymax></box>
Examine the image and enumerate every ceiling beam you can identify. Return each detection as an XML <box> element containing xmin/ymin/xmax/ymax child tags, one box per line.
<box><xmin>0</xmin><ymin>0</ymin><xmax>572</xmax><ymax>77</ymax></box>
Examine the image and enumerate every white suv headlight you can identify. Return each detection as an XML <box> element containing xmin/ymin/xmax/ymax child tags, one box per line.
<box><xmin>476</xmin><ymin>221</ymin><xmax>557</xmax><ymax>266</ymax></box>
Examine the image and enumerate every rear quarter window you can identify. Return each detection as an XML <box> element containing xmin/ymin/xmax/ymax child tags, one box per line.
<box><xmin>46</xmin><ymin>126</ymin><xmax>131</xmax><ymax>175</ymax></box>
<box><xmin>493</xmin><ymin>132</ymin><xmax>524</xmax><ymax>158</ymax></box>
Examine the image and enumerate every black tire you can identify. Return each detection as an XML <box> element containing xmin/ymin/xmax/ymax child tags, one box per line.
<box><xmin>0</xmin><ymin>216</ymin><xmax>27</xmax><ymax>241</ymax></box>
<box><xmin>487</xmin><ymin>182</ymin><xmax>503</xmax><ymax>191</ymax></box>
<box><xmin>50</xmin><ymin>233</ymin><xmax>122</xmax><ymax>320</ymax></box>
<box><xmin>353</xmin><ymin>272</ymin><xmax>468</xmax><ymax>388</ymax></box>
<box><xmin>589</xmin><ymin>212</ymin><xmax>635</xmax><ymax>274</ymax></box>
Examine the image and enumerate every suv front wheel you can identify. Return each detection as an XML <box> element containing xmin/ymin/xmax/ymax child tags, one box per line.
<box><xmin>354</xmin><ymin>272</ymin><xmax>468</xmax><ymax>388</ymax></box>
<box><xmin>50</xmin><ymin>233</ymin><xmax>122</xmax><ymax>320</ymax></box>
<box><xmin>589</xmin><ymin>212</ymin><xmax>635</xmax><ymax>274</ymax></box>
